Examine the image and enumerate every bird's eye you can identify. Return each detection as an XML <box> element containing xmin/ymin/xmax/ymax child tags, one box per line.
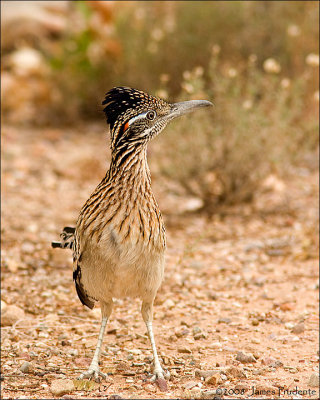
<box><xmin>146</xmin><ymin>110</ymin><xmax>156</xmax><ymax>120</ymax></box>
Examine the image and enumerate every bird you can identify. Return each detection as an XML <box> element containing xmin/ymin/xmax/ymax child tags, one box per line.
<box><xmin>52</xmin><ymin>86</ymin><xmax>212</xmax><ymax>384</ymax></box>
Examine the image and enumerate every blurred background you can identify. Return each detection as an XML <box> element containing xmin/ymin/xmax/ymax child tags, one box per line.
<box><xmin>1</xmin><ymin>0</ymin><xmax>319</xmax><ymax>212</ymax></box>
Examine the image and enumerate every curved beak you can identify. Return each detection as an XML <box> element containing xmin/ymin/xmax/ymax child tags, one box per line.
<box><xmin>169</xmin><ymin>99</ymin><xmax>213</xmax><ymax>119</ymax></box>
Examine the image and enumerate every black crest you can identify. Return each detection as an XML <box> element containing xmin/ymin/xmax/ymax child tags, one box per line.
<box><xmin>102</xmin><ymin>87</ymin><xmax>162</xmax><ymax>131</ymax></box>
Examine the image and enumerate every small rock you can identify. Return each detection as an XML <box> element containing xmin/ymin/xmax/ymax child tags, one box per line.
<box><xmin>127</xmin><ymin>349</ymin><xmax>142</xmax><ymax>355</ymax></box>
<box><xmin>20</xmin><ymin>361</ymin><xmax>33</xmax><ymax>374</ymax></box>
<box><xmin>145</xmin><ymin>383</ymin><xmax>156</xmax><ymax>392</ymax></box>
<box><xmin>218</xmin><ymin>317</ymin><xmax>231</xmax><ymax>324</ymax></box>
<box><xmin>163</xmin><ymin>299</ymin><xmax>175</xmax><ymax>309</ymax></box>
<box><xmin>235</xmin><ymin>351</ymin><xmax>256</xmax><ymax>364</ymax></box>
<box><xmin>194</xmin><ymin>333</ymin><xmax>207</xmax><ymax>340</ymax></box>
<box><xmin>50</xmin><ymin>379</ymin><xmax>74</xmax><ymax>397</ymax></box>
<box><xmin>193</xmin><ymin>326</ymin><xmax>202</xmax><ymax>335</ymax></box>
<box><xmin>252</xmin><ymin>368</ymin><xmax>266</xmax><ymax>376</ymax></box>
<box><xmin>201</xmin><ymin>389</ymin><xmax>222</xmax><ymax>399</ymax></box>
<box><xmin>251</xmin><ymin>319</ymin><xmax>259</xmax><ymax>326</ymax></box>
<box><xmin>285</xmin><ymin>322</ymin><xmax>294</xmax><ymax>329</ymax></box>
<box><xmin>291</xmin><ymin>323</ymin><xmax>305</xmax><ymax>334</ymax></box>
<box><xmin>255</xmin><ymin>383</ymin><xmax>277</xmax><ymax>392</ymax></box>
<box><xmin>279</xmin><ymin>302</ymin><xmax>294</xmax><ymax>311</ymax></box>
<box><xmin>122</xmin><ymin>370</ymin><xmax>135</xmax><ymax>376</ymax></box>
<box><xmin>1</xmin><ymin>305</ymin><xmax>25</xmax><ymax>326</ymax></box>
<box><xmin>223</xmin><ymin>346</ymin><xmax>237</xmax><ymax>353</ymax></box>
<box><xmin>224</xmin><ymin>366</ymin><xmax>246</xmax><ymax>378</ymax></box>
<box><xmin>175</xmin><ymin>328</ymin><xmax>189</xmax><ymax>338</ymax></box>
<box><xmin>208</xmin><ymin>293</ymin><xmax>218</xmax><ymax>301</ymax></box>
<box><xmin>185</xmin><ymin>388</ymin><xmax>202</xmax><ymax>399</ymax></box>
<box><xmin>261</xmin><ymin>356</ymin><xmax>283</xmax><ymax>368</ymax></box>
<box><xmin>195</xmin><ymin>369</ymin><xmax>219</xmax><ymax>379</ymax></box>
<box><xmin>308</xmin><ymin>373</ymin><xmax>319</xmax><ymax>387</ymax></box>
<box><xmin>178</xmin><ymin>346</ymin><xmax>192</xmax><ymax>354</ymax></box>
<box><xmin>183</xmin><ymin>381</ymin><xmax>199</xmax><ymax>390</ymax></box>
<box><xmin>251</xmin><ymin>338</ymin><xmax>260</xmax><ymax>344</ymax></box>
<box><xmin>209</xmin><ymin>342</ymin><xmax>222</xmax><ymax>349</ymax></box>
<box><xmin>205</xmin><ymin>373</ymin><xmax>221</xmax><ymax>385</ymax></box>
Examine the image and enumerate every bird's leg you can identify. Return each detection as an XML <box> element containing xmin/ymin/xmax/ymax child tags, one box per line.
<box><xmin>141</xmin><ymin>301</ymin><xmax>169</xmax><ymax>381</ymax></box>
<box><xmin>78</xmin><ymin>300</ymin><xmax>113</xmax><ymax>382</ymax></box>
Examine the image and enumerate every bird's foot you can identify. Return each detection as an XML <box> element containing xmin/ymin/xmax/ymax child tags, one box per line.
<box><xmin>150</xmin><ymin>367</ymin><xmax>170</xmax><ymax>391</ymax></box>
<box><xmin>77</xmin><ymin>367</ymin><xmax>107</xmax><ymax>383</ymax></box>
<box><xmin>150</xmin><ymin>367</ymin><xmax>170</xmax><ymax>381</ymax></box>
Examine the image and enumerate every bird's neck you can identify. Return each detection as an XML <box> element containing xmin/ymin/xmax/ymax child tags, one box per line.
<box><xmin>109</xmin><ymin>145</ymin><xmax>151</xmax><ymax>187</ymax></box>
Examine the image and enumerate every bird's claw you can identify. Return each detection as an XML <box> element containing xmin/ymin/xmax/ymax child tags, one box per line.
<box><xmin>150</xmin><ymin>367</ymin><xmax>170</xmax><ymax>382</ymax></box>
<box><xmin>77</xmin><ymin>368</ymin><xmax>107</xmax><ymax>383</ymax></box>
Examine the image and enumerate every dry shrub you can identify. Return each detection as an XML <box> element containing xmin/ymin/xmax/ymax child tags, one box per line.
<box><xmin>156</xmin><ymin>56</ymin><xmax>319</xmax><ymax>214</ymax></box>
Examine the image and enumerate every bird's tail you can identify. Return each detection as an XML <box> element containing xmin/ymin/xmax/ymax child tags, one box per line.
<box><xmin>51</xmin><ymin>226</ymin><xmax>75</xmax><ymax>250</ymax></box>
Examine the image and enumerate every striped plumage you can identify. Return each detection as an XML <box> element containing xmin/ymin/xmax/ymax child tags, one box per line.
<box><xmin>52</xmin><ymin>87</ymin><xmax>212</xmax><ymax>386</ymax></box>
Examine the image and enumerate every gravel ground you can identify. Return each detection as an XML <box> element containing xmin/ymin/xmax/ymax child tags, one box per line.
<box><xmin>1</xmin><ymin>124</ymin><xmax>319</xmax><ymax>399</ymax></box>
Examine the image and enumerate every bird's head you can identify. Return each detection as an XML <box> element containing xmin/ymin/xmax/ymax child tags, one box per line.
<box><xmin>103</xmin><ymin>86</ymin><xmax>213</xmax><ymax>153</ymax></box>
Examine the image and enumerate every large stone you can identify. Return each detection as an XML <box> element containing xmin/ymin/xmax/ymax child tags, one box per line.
<box><xmin>50</xmin><ymin>379</ymin><xmax>74</xmax><ymax>397</ymax></box>
<box><xmin>235</xmin><ymin>351</ymin><xmax>257</xmax><ymax>364</ymax></box>
<box><xmin>1</xmin><ymin>305</ymin><xmax>25</xmax><ymax>326</ymax></box>
<box><xmin>308</xmin><ymin>373</ymin><xmax>319</xmax><ymax>388</ymax></box>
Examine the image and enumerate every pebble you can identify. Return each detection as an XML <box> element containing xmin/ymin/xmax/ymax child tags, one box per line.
<box><xmin>251</xmin><ymin>319</ymin><xmax>259</xmax><ymax>326</ymax></box>
<box><xmin>178</xmin><ymin>346</ymin><xmax>192</xmax><ymax>354</ymax></box>
<box><xmin>252</xmin><ymin>368</ymin><xmax>266</xmax><ymax>376</ymax></box>
<box><xmin>285</xmin><ymin>322</ymin><xmax>294</xmax><ymax>329</ymax></box>
<box><xmin>127</xmin><ymin>349</ymin><xmax>142</xmax><ymax>355</ymax></box>
<box><xmin>1</xmin><ymin>305</ymin><xmax>25</xmax><ymax>326</ymax></box>
<box><xmin>163</xmin><ymin>299</ymin><xmax>175</xmax><ymax>309</ymax></box>
<box><xmin>195</xmin><ymin>369</ymin><xmax>220</xmax><ymax>379</ymax></box>
<box><xmin>205</xmin><ymin>373</ymin><xmax>221</xmax><ymax>385</ymax></box>
<box><xmin>235</xmin><ymin>351</ymin><xmax>257</xmax><ymax>363</ymax></box>
<box><xmin>175</xmin><ymin>328</ymin><xmax>189</xmax><ymax>338</ymax></box>
<box><xmin>194</xmin><ymin>332</ymin><xmax>207</xmax><ymax>340</ymax></box>
<box><xmin>201</xmin><ymin>389</ymin><xmax>222</xmax><ymax>399</ymax></box>
<box><xmin>50</xmin><ymin>379</ymin><xmax>74</xmax><ymax>397</ymax></box>
<box><xmin>183</xmin><ymin>381</ymin><xmax>199</xmax><ymax>390</ymax></box>
<box><xmin>223</xmin><ymin>346</ymin><xmax>237</xmax><ymax>353</ymax></box>
<box><xmin>308</xmin><ymin>373</ymin><xmax>319</xmax><ymax>387</ymax></box>
<box><xmin>261</xmin><ymin>356</ymin><xmax>283</xmax><ymax>368</ymax></box>
<box><xmin>254</xmin><ymin>383</ymin><xmax>277</xmax><ymax>392</ymax></box>
<box><xmin>251</xmin><ymin>338</ymin><xmax>261</xmax><ymax>344</ymax></box>
<box><xmin>20</xmin><ymin>361</ymin><xmax>33</xmax><ymax>374</ymax></box>
<box><xmin>291</xmin><ymin>323</ymin><xmax>305</xmax><ymax>334</ymax></box>
<box><xmin>224</xmin><ymin>366</ymin><xmax>246</xmax><ymax>378</ymax></box>
<box><xmin>209</xmin><ymin>342</ymin><xmax>222</xmax><ymax>349</ymax></box>
<box><xmin>145</xmin><ymin>384</ymin><xmax>156</xmax><ymax>392</ymax></box>
<box><xmin>185</xmin><ymin>388</ymin><xmax>202</xmax><ymax>399</ymax></box>
<box><xmin>218</xmin><ymin>317</ymin><xmax>231</xmax><ymax>324</ymax></box>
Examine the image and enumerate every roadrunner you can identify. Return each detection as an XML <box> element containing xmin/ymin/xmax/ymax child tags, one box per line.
<box><xmin>52</xmin><ymin>87</ymin><xmax>212</xmax><ymax>383</ymax></box>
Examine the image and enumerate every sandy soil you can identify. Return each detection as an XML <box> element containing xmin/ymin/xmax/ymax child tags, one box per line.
<box><xmin>1</xmin><ymin>124</ymin><xmax>319</xmax><ymax>399</ymax></box>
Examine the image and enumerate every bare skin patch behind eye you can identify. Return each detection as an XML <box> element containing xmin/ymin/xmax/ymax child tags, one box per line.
<box><xmin>128</xmin><ymin>112</ymin><xmax>148</xmax><ymax>126</ymax></box>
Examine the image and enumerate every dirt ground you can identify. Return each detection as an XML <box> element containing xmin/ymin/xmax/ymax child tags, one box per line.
<box><xmin>1</xmin><ymin>123</ymin><xmax>319</xmax><ymax>399</ymax></box>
